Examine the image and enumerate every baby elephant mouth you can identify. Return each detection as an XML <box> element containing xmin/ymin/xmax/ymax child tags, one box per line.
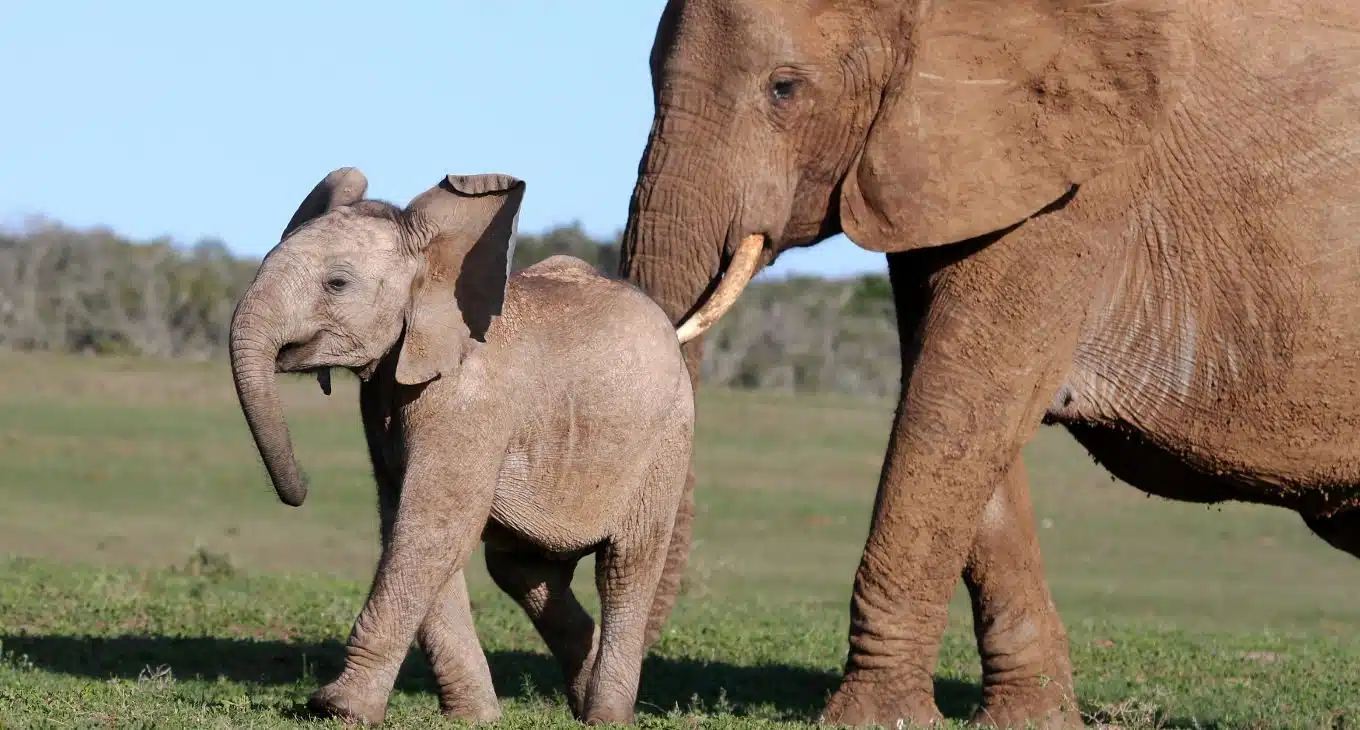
<box><xmin>275</xmin><ymin>341</ymin><xmax>333</xmax><ymax>396</ymax></box>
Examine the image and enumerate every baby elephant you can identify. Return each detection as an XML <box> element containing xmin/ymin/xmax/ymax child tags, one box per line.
<box><xmin>227</xmin><ymin>168</ymin><xmax>731</xmax><ymax>724</ymax></box>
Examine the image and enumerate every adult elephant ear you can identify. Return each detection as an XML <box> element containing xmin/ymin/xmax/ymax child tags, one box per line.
<box><xmin>281</xmin><ymin>167</ymin><xmax>369</xmax><ymax>239</ymax></box>
<box><xmin>396</xmin><ymin>173</ymin><xmax>525</xmax><ymax>385</ymax></box>
<box><xmin>839</xmin><ymin>0</ymin><xmax>1193</xmax><ymax>251</ymax></box>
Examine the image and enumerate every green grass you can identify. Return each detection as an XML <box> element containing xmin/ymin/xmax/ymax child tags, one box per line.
<box><xmin>0</xmin><ymin>351</ymin><xmax>1356</xmax><ymax>728</ymax></box>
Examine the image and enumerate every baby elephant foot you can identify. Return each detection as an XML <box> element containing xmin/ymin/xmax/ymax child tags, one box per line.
<box><xmin>581</xmin><ymin>685</ymin><xmax>637</xmax><ymax>727</ymax></box>
<box><xmin>307</xmin><ymin>680</ymin><xmax>389</xmax><ymax>726</ymax></box>
<box><xmin>438</xmin><ymin>695</ymin><xmax>502</xmax><ymax>725</ymax></box>
<box><xmin>562</xmin><ymin>631</ymin><xmax>601</xmax><ymax>721</ymax></box>
<box><xmin>820</xmin><ymin>674</ymin><xmax>944</xmax><ymax>728</ymax></box>
<box><xmin>584</xmin><ymin>704</ymin><xmax>635</xmax><ymax>726</ymax></box>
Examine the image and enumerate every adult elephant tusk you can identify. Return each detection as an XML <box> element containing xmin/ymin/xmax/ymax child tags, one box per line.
<box><xmin>676</xmin><ymin>233</ymin><xmax>765</xmax><ymax>344</ymax></box>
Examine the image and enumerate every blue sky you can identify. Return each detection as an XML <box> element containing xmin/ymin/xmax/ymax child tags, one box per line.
<box><xmin>0</xmin><ymin>1</ymin><xmax>886</xmax><ymax>278</ymax></box>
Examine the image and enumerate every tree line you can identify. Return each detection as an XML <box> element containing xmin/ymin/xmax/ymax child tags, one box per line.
<box><xmin>0</xmin><ymin>217</ymin><xmax>902</xmax><ymax>396</ymax></box>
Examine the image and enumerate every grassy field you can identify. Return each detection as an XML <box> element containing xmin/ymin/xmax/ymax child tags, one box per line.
<box><xmin>0</xmin><ymin>351</ymin><xmax>1356</xmax><ymax>729</ymax></box>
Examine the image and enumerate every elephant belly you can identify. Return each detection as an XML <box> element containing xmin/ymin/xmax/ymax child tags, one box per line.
<box><xmin>485</xmin><ymin>431</ymin><xmax>651</xmax><ymax>556</ymax></box>
<box><xmin>1045</xmin><ymin>332</ymin><xmax>1360</xmax><ymax>518</ymax></box>
<box><xmin>1055</xmin><ymin>420</ymin><xmax>1257</xmax><ymax>505</ymax></box>
<box><xmin>1044</xmin><ymin>142</ymin><xmax>1360</xmax><ymax>513</ymax></box>
<box><xmin>1038</xmin><ymin>7</ymin><xmax>1360</xmax><ymax>517</ymax></box>
<box><xmin>1055</xmin><ymin>416</ymin><xmax>1360</xmax><ymax>518</ymax></box>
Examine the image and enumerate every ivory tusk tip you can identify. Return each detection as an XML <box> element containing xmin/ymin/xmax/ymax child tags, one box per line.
<box><xmin>671</xmin><ymin>233</ymin><xmax>766</xmax><ymax>345</ymax></box>
<box><xmin>676</xmin><ymin>320</ymin><xmax>702</xmax><ymax>344</ymax></box>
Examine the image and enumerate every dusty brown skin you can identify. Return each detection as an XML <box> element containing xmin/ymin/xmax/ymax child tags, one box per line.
<box><xmin>228</xmin><ymin>168</ymin><xmax>694</xmax><ymax>725</ymax></box>
<box><xmin>618</xmin><ymin>0</ymin><xmax>1360</xmax><ymax>727</ymax></box>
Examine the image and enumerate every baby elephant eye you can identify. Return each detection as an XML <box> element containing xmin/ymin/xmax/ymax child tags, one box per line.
<box><xmin>326</xmin><ymin>277</ymin><xmax>349</xmax><ymax>292</ymax></box>
<box><xmin>770</xmin><ymin>78</ymin><xmax>799</xmax><ymax>103</ymax></box>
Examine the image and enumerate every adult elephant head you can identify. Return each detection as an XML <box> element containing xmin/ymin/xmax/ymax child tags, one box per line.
<box><xmin>622</xmin><ymin>0</ymin><xmax>1189</xmax><ymax>301</ymax></box>
<box><xmin>621</xmin><ymin>0</ymin><xmax>1191</xmax><ymax>726</ymax></box>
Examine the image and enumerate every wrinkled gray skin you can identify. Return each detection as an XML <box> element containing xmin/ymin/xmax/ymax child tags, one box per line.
<box><xmin>228</xmin><ymin>168</ymin><xmax>694</xmax><ymax>726</ymax></box>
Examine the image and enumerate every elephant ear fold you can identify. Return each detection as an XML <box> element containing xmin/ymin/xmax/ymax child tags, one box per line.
<box><xmin>281</xmin><ymin>167</ymin><xmax>369</xmax><ymax>239</ymax></box>
<box><xmin>395</xmin><ymin>173</ymin><xmax>525</xmax><ymax>386</ymax></box>
<box><xmin>839</xmin><ymin>0</ymin><xmax>1191</xmax><ymax>252</ymax></box>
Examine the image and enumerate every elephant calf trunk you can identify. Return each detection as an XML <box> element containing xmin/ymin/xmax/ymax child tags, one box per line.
<box><xmin>229</xmin><ymin>317</ymin><xmax>309</xmax><ymax>507</ymax></box>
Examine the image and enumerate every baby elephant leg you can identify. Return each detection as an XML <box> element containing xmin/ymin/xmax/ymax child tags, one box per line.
<box><xmin>585</xmin><ymin>517</ymin><xmax>674</xmax><ymax>725</ymax></box>
<box><xmin>308</xmin><ymin>464</ymin><xmax>496</xmax><ymax>725</ymax></box>
<box><xmin>484</xmin><ymin>545</ymin><xmax>598</xmax><ymax>719</ymax></box>
<box><xmin>417</xmin><ymin>568</ymin><xmax>501</xmax><ymax>722</ymax></box>
<box><xmin>584</xmin><ymin>444</ymin><xmax>688</xmax><ymax>725</ymax></box>
<box><xmin>577</xmin><ymin>426</ymin><xmax>692</xmax><ymax>725</ymax></box>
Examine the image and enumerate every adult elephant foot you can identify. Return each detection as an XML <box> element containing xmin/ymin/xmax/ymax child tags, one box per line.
<box><xmin>972</xmin><ymin>690</ymin><xmax>1081</xmax><ymax>730</ymax></box>
<box><xmin>821</xmin><ymin>676</ymin><xmax>944</xmax><ymax>727</ymax></box>
<box><xmin>968</xmin><ymin>616</ymin><xmax>1081</xmax><ymax>730</ymax></box>
<box><xmin>817</xmin><ymin>628</ymin><xmax>1077</xmax><ymax>730</ymax></box>
<box><xmin>971</xmin><ymin>622</ymin><xmax>1081</xmax><ymax>730</ymax></box>
<box><xmin>967</xmin><ymin>458</ymin><xmax>1084</xmax><ymax>729</ymax></box>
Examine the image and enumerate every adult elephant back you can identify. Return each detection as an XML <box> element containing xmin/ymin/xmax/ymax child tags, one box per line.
<box><xmin>621</xmin><ymin>0</ymin><xmax>1360</xmax><ymax>727</ymax></box>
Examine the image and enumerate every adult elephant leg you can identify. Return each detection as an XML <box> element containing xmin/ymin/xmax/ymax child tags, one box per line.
<box><xmin>843</xmin><ymin>293</ymin><xmax>1076</xmax><ymax>730</ymax></box>
<box><xmin>642</xmin><ymin>340</ymin><xmax>701</xmax><ymax>649</ymax></box>
<box><xmin>856</xmin><ymin>246</ymin><xmax>1076</xmax><ymax>727</ymax></box>
<box><xmin>889</xmin><ymin>275</ymin><xmax>1076</xmax><ymax>728</ymax></box>
<box><xmin>821</xmin><ymin>212</ymin><xmax>1104</xmax><ymax>728</ymax></box>
<box><xmin>642</xmin><ymin>469</ymin><xmax>693</xmax><ymax>648</ymax></box>
<box><xmin>965</xmin><ymin>457</ymin><xmax>1079</xmax><ymax>729</ymax></box>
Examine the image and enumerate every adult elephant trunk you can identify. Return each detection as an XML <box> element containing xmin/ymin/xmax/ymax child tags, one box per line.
<box><xmin>619</xmin><ymin>162</ymin><xmax>742</xmax><ymax>648</ymax></box>
<box><xmin>621</xmin><ymin>173</ymin><xmax>734</xmax><ymax>334</ymax></box>
<box><xmin>229</xmin><ymin>286</ymin><xmax>308</xmax><ymax>508</ymax></box>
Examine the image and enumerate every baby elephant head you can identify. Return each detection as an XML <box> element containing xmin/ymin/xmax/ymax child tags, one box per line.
<box><xmin>229</xmin><ymin>167</ymin><xmax>525</xmax><ymax>507</ymax></box>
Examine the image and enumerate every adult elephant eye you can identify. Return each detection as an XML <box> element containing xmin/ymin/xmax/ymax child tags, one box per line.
<box><xmin>770</xmin><ymin>78</ymin><xmax>799</xmax><ymax>104</ymax></box>
<box><xmin>326</xmin><ymin>277</ymin><xmax>349</xmax><ymax>292</ymax></box>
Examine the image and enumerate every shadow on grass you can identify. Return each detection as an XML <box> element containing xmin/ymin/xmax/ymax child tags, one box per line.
<box><xmin>0</xmin><ymin>633</ymin><xmax>979</xmax><ymax>721</ymax></box>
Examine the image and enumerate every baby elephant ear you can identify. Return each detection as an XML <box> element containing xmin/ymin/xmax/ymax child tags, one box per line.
<box><xmin>395</xmin><ymin>173</ymin><xmax>525</xmax><ymax>386</ymax></box>
<box><xmin>281</xmin><ymin>167</ymin><xmax>369</xmax><ymax>239</ymax></box>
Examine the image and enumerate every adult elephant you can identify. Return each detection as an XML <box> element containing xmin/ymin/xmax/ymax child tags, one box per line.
<box><xmin>619</xmin><ymin>0</ymin><xmax>1360</xmax><ymax>727</ymax></box>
